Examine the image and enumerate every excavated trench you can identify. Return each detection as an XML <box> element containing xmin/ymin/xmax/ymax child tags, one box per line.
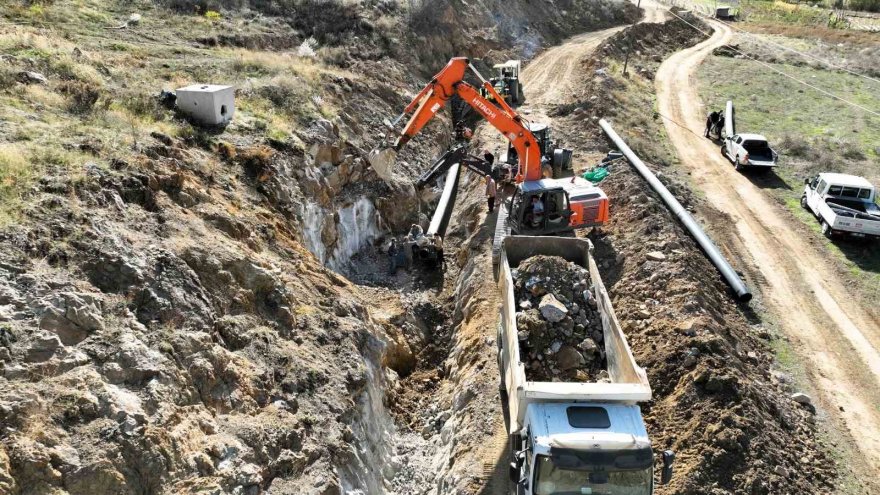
<box><xmin>299</xmin><ymin>160</ymin><xmax>500</xmax><ymax>494</ymax></box>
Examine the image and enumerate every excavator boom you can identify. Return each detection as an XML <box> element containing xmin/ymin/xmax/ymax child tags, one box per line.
<box><xmin>370</xmin><ymin>57</ymin><xmax>543</xmax><ymax>182</ymax></box>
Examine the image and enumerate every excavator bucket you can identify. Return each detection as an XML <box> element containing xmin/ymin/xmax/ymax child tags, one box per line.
<box><xmin>367</xmin><ymin>147</ymin><xmax>398</xmax><ymax>182</ymax></box>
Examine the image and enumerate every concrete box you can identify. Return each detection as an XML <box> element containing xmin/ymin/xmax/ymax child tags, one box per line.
<box><xmin>176</xmin><ymin>84</ymin><xmax>235</xmax><ymax>125</ymax></box>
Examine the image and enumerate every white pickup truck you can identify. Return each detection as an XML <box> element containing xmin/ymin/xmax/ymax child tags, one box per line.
<box><xmin>722</xmin><ymin>133</ymin><xmax>779</xmax><ymax>171</ymax></box>
<box><xmin>497</xmin><ymin>236</ymin><xmax>674</xmax><ymax>495</ymax></box>
<box><xmin>801</xmin><ymin>173</ymin><xmax>880</xmax><ymax>239</ymax></box>
<box><xmin>720</xmin><ymin>101</ymin><xmax>779</xmax><ymax>171</ymax></box>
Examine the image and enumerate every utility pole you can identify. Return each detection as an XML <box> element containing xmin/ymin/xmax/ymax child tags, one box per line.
<box><xmin>623</xmin><ymin>0</ymin><xmax>642</xmax><ymax>77</ymax></box>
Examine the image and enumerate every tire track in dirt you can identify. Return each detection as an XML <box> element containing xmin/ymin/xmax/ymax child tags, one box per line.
<box><xmin>655</xmin><ymin>19</ymin><xmax>880</xmax><ymax>473</ymax></box>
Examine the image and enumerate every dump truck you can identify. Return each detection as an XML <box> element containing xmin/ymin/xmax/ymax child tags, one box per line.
<box><xmin>801</xmin><ymin>173</ymin><xmax>880</xmax><ymax>239</ymax></box>
<box><xmin>497</xmin><ymin>236</ymin><xmax>674</xmax><ymax>495</ymax></box>
<box><xmin>481</xmin><ymin>60</ymin><xmax>524</xmax><ymax>104</ymax></box>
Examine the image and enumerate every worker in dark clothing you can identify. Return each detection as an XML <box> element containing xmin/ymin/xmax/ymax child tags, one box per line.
<box><xmin>705</xmin><ymin>110</ymin><xmax>720</xmax><ymax>138</ymax></box>
<box><xmin>388</xmin><ymin>239</ymin><xmax>402</xmax><ymax>275</ymax></box>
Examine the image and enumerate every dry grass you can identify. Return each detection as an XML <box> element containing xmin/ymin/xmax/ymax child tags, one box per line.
<box><xmin>0</xmin><ymin>144</ymin><xmax>33</xmax><ymax>226</ymax></box>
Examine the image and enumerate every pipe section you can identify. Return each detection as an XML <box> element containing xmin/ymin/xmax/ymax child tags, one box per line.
<box><xmin>428</xmin><ymin>162</ymin><xmax>461</xmax><ymax>238</ymax></box>
<box><xmin>599</xmin><ymin>119</ymin><xmax>752</xmax><ymax>303</ymax></box>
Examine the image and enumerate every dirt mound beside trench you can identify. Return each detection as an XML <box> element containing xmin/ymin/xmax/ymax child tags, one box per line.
<box><xmin>588</xmin><ymin>165</ymin><xmax>836</xmax><ymax>494</ymax></box>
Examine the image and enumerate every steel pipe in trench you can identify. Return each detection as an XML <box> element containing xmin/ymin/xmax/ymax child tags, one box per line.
<box><xmin>427</xmin><ymin>162</ymin><xmax>461</xmax><ymax>238</ymax></box>
<box><xmin>599</xmin><ymin>119</ymin><xmax>753</xmax><ymax>303</ymax></box>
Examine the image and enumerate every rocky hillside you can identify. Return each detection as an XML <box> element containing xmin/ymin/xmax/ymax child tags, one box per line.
<box><xmin>0</xmin><ymin>1</ymin><xmax>636</xmax><ymax>494</ymax></box>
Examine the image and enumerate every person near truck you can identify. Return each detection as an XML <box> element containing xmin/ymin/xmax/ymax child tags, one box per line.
<box><xmin>705</xmin><ymin>110</ymin><xmax>720</xmax><ymax>138</ymax></box>
<box><xmin>485</xmin><ymin>175</ymin><xmax>497</xmax><ymax>213</ymax></box>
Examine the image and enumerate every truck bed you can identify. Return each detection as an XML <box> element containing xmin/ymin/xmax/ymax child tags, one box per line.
<box><xmin>497</xmin><ymin>236</ymin><xmax>651</xmax><ymax>433</ymax></box>
<box><xmin>820</xmin><ymin>199</ymin><xmax>880</xmax><ymax>236</ymax></box>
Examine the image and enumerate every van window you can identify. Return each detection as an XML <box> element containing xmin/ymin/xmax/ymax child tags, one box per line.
<box><xmin>858</xmin><ymin>189</ymin><xmax>872</xmax><ymax>200</ymax></box>
<box><xmin>841</xmin><ymin>187</ymin><xmax>859</xmax><ymax>198</ymax></box>
<box><xmin>827</xmin><ymin>185</ymin><xmax>843</xmax><ymax>196</ymax></box>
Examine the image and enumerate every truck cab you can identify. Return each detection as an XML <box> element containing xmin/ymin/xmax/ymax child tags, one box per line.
<box><xmin>802</xmin><ymin>173</ymin><xmax>880</xmax><ymax>239</ymax></box>
<box><xmin>510</xmin><ymin>403</ymin><xmax>671</xmax><ymax>495</ymax></box>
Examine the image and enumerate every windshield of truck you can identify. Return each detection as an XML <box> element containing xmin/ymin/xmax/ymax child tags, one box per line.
<box><xmin>742</xmin><ymin>141</ymin><xmax>773</xmax><ymax>160</ymax></box>
<box><xmin>534</xmin><ymin>455</ymin><xmax>651</xmax><ymax>495</ymax></box>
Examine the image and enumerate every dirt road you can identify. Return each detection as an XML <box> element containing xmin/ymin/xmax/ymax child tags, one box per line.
<box><xmin>521</xmin><ymin>1</ymin><xmax>666</xmax><ymax>109</ymax></box>
<box><xmin>655</xmin><ymin>19</ymin><xmax>880</xmax><ymax>473</ymax></box>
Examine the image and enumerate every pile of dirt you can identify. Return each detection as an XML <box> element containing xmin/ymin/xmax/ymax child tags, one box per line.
<box><xmin>512</xmin><ymin>255</ymin><xmax>605</xmax><ymax>382</ymax></box>
<box><xmin>587</xmin><ymin>163</ymin><xmax>837</xmax><ymax>494</ymax></box>
<box><xmin>596</xmin><ymin>11</ymin><xmax>707</xmax><ymax>64</ymax></box>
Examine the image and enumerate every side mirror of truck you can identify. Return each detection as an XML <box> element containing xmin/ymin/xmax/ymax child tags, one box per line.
<box><xmin>804</xmin><ymin>177</ymin><xmax>810</xmax><ymax>185</ymax></box>
<box><xmin>660</xmin><ymin>450</ymin><xmax>675</xmax><ymax>484</ymax></box>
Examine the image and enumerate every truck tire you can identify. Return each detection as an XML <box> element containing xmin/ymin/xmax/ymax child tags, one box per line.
<box><xmin>509</xmin><ymin>80</ymin><xmax>519</xmax><ymax>104</ymax></box>
<box><xmin>734</xmin><ymin>156</ymin><xmax>743</xmax><ymax>171</ymax></box>
<box><xmin>800</xmin><ymin>195</ymin><xmax>808</xmax><ymax>210</ymax></box>
<box><xmin>821</xmin><ymin>220</ymin><xmax>833</xmax><ymax>239</ymax></box>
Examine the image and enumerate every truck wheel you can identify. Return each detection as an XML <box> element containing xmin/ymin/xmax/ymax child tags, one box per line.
<box><xmin>734</xmin><ymin>159</ymin><xmax>743</xmax><ymax>171</ymax></box>
<box><xmin>821</xmin><ymin>220</ymin><xmax>834</xmax><ymax>239</ymax></box>
<box><xmin>800</xmin><ymin>195</ymin><xmax>808</xmax><ymax>209</ymax></box>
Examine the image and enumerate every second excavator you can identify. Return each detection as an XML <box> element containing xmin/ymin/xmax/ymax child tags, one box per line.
<box><xmin>368</xmin><ymin>57</ymin><xmax>609</xmax><ymax>241</ymax></box>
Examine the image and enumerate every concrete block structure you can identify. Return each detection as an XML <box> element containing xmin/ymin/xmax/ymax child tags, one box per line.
<box><xmin>176</xmin><ymin>84</ymin><xmax>235</xmax><ymax>125</ymax></box>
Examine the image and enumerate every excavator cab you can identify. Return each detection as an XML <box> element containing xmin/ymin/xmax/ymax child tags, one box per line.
<box><xmin>506</xmin><ymin>123</ymin><xmax>573</xmax><ymax>179</ymax></box>
<box><xmin>506</xmin><ymin>178</ymin><xmax>609</xmax><ymax>235</ymax></box>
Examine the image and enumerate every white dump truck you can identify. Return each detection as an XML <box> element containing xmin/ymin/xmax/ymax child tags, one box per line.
<box><xmin>497</xmin><ymin>236</ymin><xmax>674</xmax><ymax>495</ymax></box>
<box><xmin>801</xmin><ymin>173</ymin><xmax>880</xmax><ymax>239</ymax></box>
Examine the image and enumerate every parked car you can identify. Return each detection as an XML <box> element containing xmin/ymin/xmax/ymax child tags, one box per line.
<box><xmin>801</xmin><ymin>173</ymin><xmax>880</xmax><ymax>239</ymax></box>
<box><xmin>722</xmin><ymin>133</ymin><xmax>779</xmax><ymax>171</ymax></box>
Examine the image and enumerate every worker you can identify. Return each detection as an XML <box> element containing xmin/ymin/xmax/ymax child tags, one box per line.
<box><xmin>531</xmin><ymin>195</ymin><xmax>544</xmax><ymax>227</ymax></box>
<box><xmin>404</xmin><ymin>224</ymin><xmax>424</xmax><ymax>268</ymax></box>
<box><xmin>388</xmin><ymin>239</ymin><xmax>401</xmax><ymax>275</ymax></box>
<box><xmin>705</xmin><ymin>110</ymin><xmax>720</xmax><ymax>138</ymax></box>
<box><xmin>485</xmin><ymin>175</ymin><xmax>497</xmax><ymax>213</ymax></box>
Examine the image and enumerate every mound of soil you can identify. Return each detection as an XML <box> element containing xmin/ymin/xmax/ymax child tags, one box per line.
<box><xmin>512</xmin><ymin>255</ymin><xmax>606</xmax><ymax>382</ymax></box>
<box><xmin>588</xmin><ymin>165</ymin><xmax>837</xmax><ymax>494</ymax></box>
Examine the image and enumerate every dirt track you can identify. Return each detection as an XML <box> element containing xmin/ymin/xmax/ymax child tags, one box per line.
<box><xmin>521</xmin><ymin>1</ymin><xmax>666</xmax><ymax>109</ymax></box>
<box><xmin>655</xmin><ymin>19</ymin><xmax>880</xmax><ymax>473</ymax></box>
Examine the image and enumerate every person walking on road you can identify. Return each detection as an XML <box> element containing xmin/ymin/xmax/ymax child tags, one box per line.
<box><xmin>485</xmin><ymin>175</ymin><xmax>497</xmax><ymax>213</ymax></box>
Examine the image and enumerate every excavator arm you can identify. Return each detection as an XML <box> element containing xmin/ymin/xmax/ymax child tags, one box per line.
<box><xmin>369</xmin><ymin>57</ymin><xmax>542</xmax><ymax>183</ymax></box>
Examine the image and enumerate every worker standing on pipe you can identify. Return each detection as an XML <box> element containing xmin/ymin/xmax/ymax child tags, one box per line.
<box><xmin>485</xmin><ymin>175</ymin><xmax>497</xmax><ymax>213</ymax></box>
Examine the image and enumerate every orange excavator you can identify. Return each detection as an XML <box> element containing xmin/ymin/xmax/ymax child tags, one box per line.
<box><xmin>368</xmin><ymin>57</ymin><xmax>609</xmax><ymax>240</ymax></box>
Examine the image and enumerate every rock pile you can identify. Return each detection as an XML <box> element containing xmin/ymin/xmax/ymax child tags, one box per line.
<box><xmin>512</xmin><ymin>255</ymin><xmax>606</xmax><ymax>382</ymax></box>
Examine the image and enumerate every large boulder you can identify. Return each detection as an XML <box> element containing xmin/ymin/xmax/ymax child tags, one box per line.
<box><xmin>539</xmin><ymin>294</ymin><xmax>568</xmax><ymax>323</ymax></box>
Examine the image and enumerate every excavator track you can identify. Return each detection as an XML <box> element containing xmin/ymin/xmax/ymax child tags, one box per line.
<box><xmin>492</xmin><ymin>202</ymin><xmax>511</xmax><ymax>271</ymax></box>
